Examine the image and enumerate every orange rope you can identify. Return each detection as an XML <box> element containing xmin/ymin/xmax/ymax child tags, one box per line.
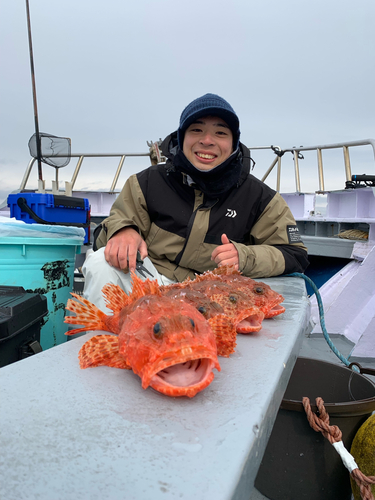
<box><xmin>302</xmin><ymin>397</ymin><xmax>375</xmax><ymax>500</ymax></box>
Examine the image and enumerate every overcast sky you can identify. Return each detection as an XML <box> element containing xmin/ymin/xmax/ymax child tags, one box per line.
<box><xmin>1</xmin><ymin>0</ymin><xmax>374</xmax><ymax>205</ymax></box>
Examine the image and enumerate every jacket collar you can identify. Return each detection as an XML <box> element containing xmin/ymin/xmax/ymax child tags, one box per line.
<box><xmin>160</xmin><ymin>131</ymin><xmax>252</xmax><ymax>195</ymax></box>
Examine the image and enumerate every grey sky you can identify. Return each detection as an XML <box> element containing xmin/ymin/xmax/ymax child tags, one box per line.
<box><xmin>1</xmin><ymin>0</ymin><xmax>374</xmax><ymax>204</ymax></box>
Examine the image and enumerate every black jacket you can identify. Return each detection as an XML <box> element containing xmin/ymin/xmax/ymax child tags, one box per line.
<box><xmin>96</xmin><ymin>134</ymin><xmax>309</xmax><ymax>281</ymax></box>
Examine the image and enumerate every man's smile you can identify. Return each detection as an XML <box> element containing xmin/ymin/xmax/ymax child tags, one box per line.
<box><xmin>195</xmin><ymin>152</ymin><xmax>217</xmax><ymax>160</ymax></box>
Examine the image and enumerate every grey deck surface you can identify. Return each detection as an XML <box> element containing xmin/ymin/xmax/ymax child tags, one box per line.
<box><xmin>0</xmin><ymin>277</ymin><xmax>311</xmax><ymax>500</ymax></box>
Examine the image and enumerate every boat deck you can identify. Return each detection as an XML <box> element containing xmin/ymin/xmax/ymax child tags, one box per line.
<box><xmin>0</xmin><ymin>277</ymin><xmax>310</xmax><ymax>500</ymax></box>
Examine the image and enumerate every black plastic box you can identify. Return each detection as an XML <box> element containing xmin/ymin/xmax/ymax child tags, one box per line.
<box><xmin>0</xmin><ymin>286</ymin><xmax>48</xmax><ymax>368</ymax></box>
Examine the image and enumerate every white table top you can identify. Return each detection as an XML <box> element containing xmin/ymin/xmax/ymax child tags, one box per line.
<box><xmin>0</xmin><ymin>277</ymin><xmax>310</xmax><ymax>500</ymax></box>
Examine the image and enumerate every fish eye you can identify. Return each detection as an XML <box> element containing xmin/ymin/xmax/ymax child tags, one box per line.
<box><xmin>254</xmin><ymin>287</ymin><xmax>265</xmax><ymax>295</ymax></box>
<box><xmin>229</xmin><ymin>295</ymin><xmax>237</xmax><ymax>303</ymax></box>
<box><xmin>197</xmin><ymin>306</ymin><xmax>207</xmax><ymax>315</ymax></box>
<box><xmin>189</xmin><ymin>318</ymin><xmax>195</xmax><ymax>328</ymax></box>
<box><xmin>153</xmin><ymin>322</ymin><xmax>162</xmax><ymax>337</ymax></box>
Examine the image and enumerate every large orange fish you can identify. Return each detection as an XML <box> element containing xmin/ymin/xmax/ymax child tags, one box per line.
<box><xmin>65</xmin><ymin>274</ymin><xmax>220</xmax><ymax>398</ymax></box>
<box><xmin>192</xmin><ymin>267</ymin><xmax>286</xmax><ymax>319</ymax></box>
<box><xmin>163</xmin><ymin>280</ymin><xmax>265</xmax><ymax>337</ymax></box>
<box><xmin>161</xmin><ymin>265</ymin><xmax>284</xmax><ymax>335</ymax></box>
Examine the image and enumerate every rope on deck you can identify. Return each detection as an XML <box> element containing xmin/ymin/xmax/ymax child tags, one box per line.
<box><xmin>303</xmin><ymin>397</ymin><xmax>375</xmax><ymax>500</ymax></box>
<box><xmin>284</xmin><ymin>272</ymin><xmax>360</xmax><ymax>372</ymax></box>
<box><xmin>337</xmin><ymin>229</ymin><xmax>369</xmax><ymax>240</ymax></box>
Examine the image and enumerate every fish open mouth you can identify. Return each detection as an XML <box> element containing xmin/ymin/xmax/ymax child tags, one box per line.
<box><xmin>147</xmin><ymin>354</ymin><xmax>220</xmax><ymax>398</ymax></box>
<box><xmin>265</xmin><ymin>304</ymin><xmax>286</xmax><ymax>318</ymax></box>
<box><xmin>236</xmin><ymin>311</ymin><xmax>265</xmax><ymax>334</ymax></box>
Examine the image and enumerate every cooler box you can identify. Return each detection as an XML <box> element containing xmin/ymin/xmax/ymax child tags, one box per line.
<box><xmin>0</xmin><ymin>286</ymin><xmax>47</xmax><ymax>368</ymax></box>
<box><xmin>7</xmin><ymin>193</ymin><xmax>90</xmax><ymax>244</ymax></box>
<box><xmin>0</xmin><ymin>220</ymin><xmax>85</xmax><ymax>351</ymax></box>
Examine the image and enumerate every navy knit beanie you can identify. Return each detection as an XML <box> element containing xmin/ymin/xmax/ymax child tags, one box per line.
<box><xmin>177</xmin><ymin>93</ymin><xmax>240</xmax><ymax>150</ymax></box>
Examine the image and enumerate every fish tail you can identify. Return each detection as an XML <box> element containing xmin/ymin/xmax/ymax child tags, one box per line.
<box><xmin>208</xmin><ymin>314</ymin><xmax>237</xmax><ymax>357</ymax></box>
<box><xmin>64</xmin><ymin>293</ymin><xmax>112</xmax><ymax>336</ymax></box>
<box><xmin>79</xmin><ymin>334</ymin><xmax>131</xmax><ymax>369</ymax></box>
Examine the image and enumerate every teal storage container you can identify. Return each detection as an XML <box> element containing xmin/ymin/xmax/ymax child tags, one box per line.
<box><xmin>0</xmin><ymin>236</ymin><xmax>82</xmax><ymax>350</ymax></box>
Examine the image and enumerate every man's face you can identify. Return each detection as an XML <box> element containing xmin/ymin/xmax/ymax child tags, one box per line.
<box><xmin>182</xmin><ymin>116</ymin><xmax>233</xmax><ymax>170</ymax></box>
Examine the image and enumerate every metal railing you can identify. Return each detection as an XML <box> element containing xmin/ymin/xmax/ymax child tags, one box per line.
<box><xmin>253</xmin><ymin>138</ymin><xmax>375</xmax><ymax>192</ymax></box>
<box><xmin>19</xmin><ymin>152</ymin><xmax>153</xmax><ymax>194</ymax></box>
<box><xmin>18</xmin><ymin>139</ymin><xmax>375</xmax><ymax>195</ymax></box>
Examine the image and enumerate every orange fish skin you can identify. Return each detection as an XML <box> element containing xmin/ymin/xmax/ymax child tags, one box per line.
<box><xmin>163</xmin><ymin>278</ymin><xmax>265</xmax><ymax>336</ymax></box>
<box><xmin>193</xmin><ymin>267</ymin><xmax>286</xmax><ymax>319</ymax></box>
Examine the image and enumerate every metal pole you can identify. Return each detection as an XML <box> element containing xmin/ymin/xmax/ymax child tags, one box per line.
<box><xmin>25</xmin><ymin>0</ymin><xmax>43</xmax><ymax>181</ymax></box>
<box><xmin>261</xmin><ymin>156</ymin><xmax>278</xmax><ymax>183</ymax></box>
<box><xmin>343</xmin><ymin>146</ymin><xmax>352</xmax><ymax>181</ymax></box>
<box><xmin>316</xmin><ymin>148</ymin><xmax>325</xmax><ymax>192</ymax></box>
<box><xmin>293</xmin><ymin>151</ymin><xmax>301</xmax><ymax>193</ymax></box>
<box><xmin>276</xmin><ymin>156</ymin><xmax>281</xmax><ymax>192</ymax></box>
<box><xmin>110</xmin><ymin>155</ymin><xmax>126</xmax><ymax>192</ymax></box>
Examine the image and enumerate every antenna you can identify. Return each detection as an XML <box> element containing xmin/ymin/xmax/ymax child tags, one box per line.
<box><xmin>25</xmin><ymin>0</ymin><xmax>42</xmax><ymax>182</ymax></box>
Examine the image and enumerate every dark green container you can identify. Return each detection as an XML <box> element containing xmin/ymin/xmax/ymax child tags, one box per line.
<box><xmin>255</xmin><ymin>357</ymin><xmax>375</xmax><ymax>500</ymax></box>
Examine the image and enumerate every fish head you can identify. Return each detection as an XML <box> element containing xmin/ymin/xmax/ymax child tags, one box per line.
<box><xmin>195</xmin><ymin>267</ymin><xmax>286</xmax><ymax>319</ymax></box>
<box><xmin>189</xmin><ymin>281</ymin><xmax>265</xmax><ymax>333</ymax></box>
<box><xmin>210</xmin><ymin>274</ymin><xmax>286</xmax><ymax>319</ymax></box>
<box><xmin>163</xmin><ymin>288</ymin><xmax>225</xmax><ymax>319</ymax></box>
<box><xmin>242</xmin><ymin>280</ymin><xmax>285</xmax><ymax>318</ymax></box>
<box><xmin>118</xmin><ymin>295</ymin><xmax>220</xmax><ymax>398</ymax></box>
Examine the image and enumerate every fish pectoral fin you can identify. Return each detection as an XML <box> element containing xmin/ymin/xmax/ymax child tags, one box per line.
<box><xmin>65</xmin><ymin>293</ymin><xmax>113</xmax><ymax>335</ymax></box>
<box><xmin>208</xmin><ymin>315</ymin><xmax>237</xmax><ymax>357</ymax></box>
<box><xmin>79</xmin><ymin>335</ymin><xmax>131</xmax><ymax>370</ymax></box>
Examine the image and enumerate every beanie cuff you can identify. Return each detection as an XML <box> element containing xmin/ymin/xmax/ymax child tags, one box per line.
<box><xmin>177</xmin><ymin>94</ymin><xmax>240</xmax><ymax>150</ymax></box>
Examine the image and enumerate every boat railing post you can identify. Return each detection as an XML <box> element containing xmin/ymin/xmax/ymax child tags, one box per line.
<box><xmin>51</xmin><ymin>167</ymin><xmax>59</xmax><ymax>194</ymax></box>
<box><xmin>293</xmin><ymin>150</ymin><xmax>301</xmax><ymax>193</ymax></box>
<box><xmin>19</xmin><ymin>157</ymin><xmax>36</xmax><ymax>190</ymax></box>
<box><xmin>343</xmin><ymin>146</ymin><xmax>352</xmax><ymax>181</ymax></box>
<box><xmin>70</xmin><ymin>156</ymin><xmax>85</xmax><ymax>191</ymax></box>
<box><xmin>317</xmin><ymin>148</ymin><xmax>325</xmax><ymax>192</ymax></box>
<box><xmin>110</xmin><ymin>155</ymin><xmax>126</xmax><ymax>193</ymax></box>
<box><xmin>261</xmin><ymin>156</ymin><xmax>278</xmax><ymax>184</ymax></box>
<box><xmin>276</xmin><ymin>156</ymin><xmax>282</xmax><ymax>192</ymax></box>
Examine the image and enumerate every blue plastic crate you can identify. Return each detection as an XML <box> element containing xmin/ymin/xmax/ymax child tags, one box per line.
<box><xmin>7</xmin><ymin>193</ymin><xmax>90</xmax><ymax>244</ymax></box>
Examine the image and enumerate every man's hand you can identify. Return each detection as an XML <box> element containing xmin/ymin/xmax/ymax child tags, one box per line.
<box><xmin>104</xmin><ymin>227</ymin><xmax>147</xmax><ymax>272</ymax></box>
<box><xmin>211</xmin><ymin>233</ymin><xmax>239</xmax><ymax>269</ymax></box>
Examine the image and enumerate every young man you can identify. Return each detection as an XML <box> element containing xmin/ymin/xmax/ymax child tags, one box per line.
<box><xmin>83</xmin><ymin>93</ymin><xmax>309</xmax><ymax>311</ymax></box>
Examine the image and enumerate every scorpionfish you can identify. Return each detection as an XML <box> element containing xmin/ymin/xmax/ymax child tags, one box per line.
<box><xmin>65</xmin><ymin>274</ymin><xmax>220</xmax><ymax>398</ymax></box>
<box><xmin>192</xmin><ymin>267</ymin><xmax>286</xmax><ymax>319</ymax></box>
